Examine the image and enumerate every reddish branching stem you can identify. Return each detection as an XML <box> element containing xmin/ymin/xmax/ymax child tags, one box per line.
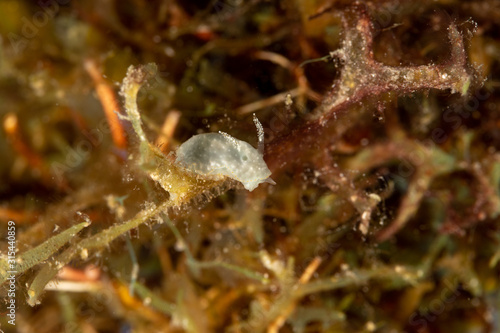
<box><xmin>265</xmin><ymin>3</ymin><xmax>477</xmax><ymax>173</ymax></box>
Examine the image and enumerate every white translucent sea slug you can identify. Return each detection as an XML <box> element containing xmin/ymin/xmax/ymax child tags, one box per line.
<box><xmin>176</xmin><ymin>115</ymin><xmax>275</xmax><ymax>191</ymax></box>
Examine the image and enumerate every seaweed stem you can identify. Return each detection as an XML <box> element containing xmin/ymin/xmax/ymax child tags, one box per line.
<box><xmin>85</xmin><ymin>59</ymin><xmax>128</xmax><ymax>150</ymax></box>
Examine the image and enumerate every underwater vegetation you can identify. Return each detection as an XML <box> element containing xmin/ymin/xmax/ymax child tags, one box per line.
<box><xmin>0</xmin><ymin>0</ymin><xmax>500</xmax><ymax>332</ymax></box>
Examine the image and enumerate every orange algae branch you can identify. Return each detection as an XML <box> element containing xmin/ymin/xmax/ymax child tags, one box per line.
<box><xmin>155</xmin><ymin>110</ymin><xmax>181</xmax><ymax>153</ymax></box>
<box><xmin>4</xmin><ymin>112</ymin><xmax>44</xmax><ymax>170</ymax></box>
<box><xmin>3</xmin><ymin>112</ymin><xmax>67</xmax><ymax>189</ymax></box>
<box><xmin>265</xmin><ymin>3</ymin><xmax>478</xmax><ymax>173</ymax></box>
<box><xmin>267</xmin><ymin>257</ymin><xmax>322</xmax><ymax>333</ymax></box>
<box><xmin>84</xmin><ymin>59</ymin><xmax>128</xmax><ymax>150</ymax></box>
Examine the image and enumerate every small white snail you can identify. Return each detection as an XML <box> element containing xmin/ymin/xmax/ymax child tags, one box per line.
<box><xmin>176</xmin><ymin>114</ymin><xmax>275</xmax><ymax>191</ymax></box>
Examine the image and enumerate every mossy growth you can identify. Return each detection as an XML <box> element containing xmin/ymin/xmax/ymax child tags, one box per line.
<box><xmin>0</xmin><ymin>1</ymin><xmax>500</xmax><ymax>333</ymax></box>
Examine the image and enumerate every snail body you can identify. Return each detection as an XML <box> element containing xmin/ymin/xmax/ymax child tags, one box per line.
<box><xmin>175</xmin><ymin>115</ymin><xmax>274</xmax><ymax>191</ymax></box>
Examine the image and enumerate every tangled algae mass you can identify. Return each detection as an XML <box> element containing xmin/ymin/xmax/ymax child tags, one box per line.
<box><xmin>1</xmin><ymin>1</ymin><xmax>500</xmax><ymax>332</ymax></box>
